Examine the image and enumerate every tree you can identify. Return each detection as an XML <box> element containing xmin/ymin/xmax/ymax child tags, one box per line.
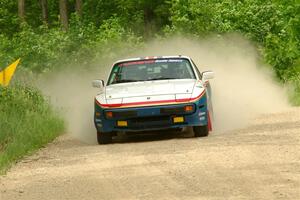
<box><xmin>18</xmin><ymin>0</ymin><xmax>25</xmax><ymax>22</ymax></box>
<box><xmin>59</xmin><ymin>0</ymin><xmax>68</xmax><ymax>30</ymax></box>
<box><xmin>143</xmin><ymin>5</ymin><xmax>153</xmax><ymax>38</ymax></box>
<box><xmin>75</xmin><ymin>0</ymin><xmax>82</xmax><ymax>17</ymax></box>
<box><xmin>139</xmin><ymin>0</ymin><xmax>170</xmax><ymax>38</ymax></box>
<box><xmin>39</xmin><ymin>0</ymin><xmax>48</xmax><ymax>25</ymax></box>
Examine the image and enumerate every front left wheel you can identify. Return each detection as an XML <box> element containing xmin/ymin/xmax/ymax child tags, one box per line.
<box><xmin>97</xmin><ymin>132</ymin><xmax>112</xmax><ymax>144</ymax></box>
<box><xmin>193</xmin><ymin>125</ymin><xmax>209</xmax><ymax>137</ymax></box>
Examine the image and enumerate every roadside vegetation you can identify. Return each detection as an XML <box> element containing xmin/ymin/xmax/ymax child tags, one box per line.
<box><xmin>0</xmin><ymin>0</ymin><xmax>299</xmax><ymax>172</ymax></box>
<box><xmin>0</xmin><ymin>85</ymin><xmax>64</xmax><ymax>173</ymax></box>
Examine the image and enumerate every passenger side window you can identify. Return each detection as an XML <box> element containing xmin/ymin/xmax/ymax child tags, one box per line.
<box><xmin>191</xmin><ymin>59</ymin><xmax>202</xmax><ymax>79</ymax></box>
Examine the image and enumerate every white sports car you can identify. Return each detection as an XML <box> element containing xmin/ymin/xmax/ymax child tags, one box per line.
<box><xmin>93</xmin><ymin>56</ymin><xmax>214</xmax><ymax>144</ymax></box>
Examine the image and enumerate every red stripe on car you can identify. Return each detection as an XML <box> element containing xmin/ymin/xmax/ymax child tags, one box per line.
<box><xmin>120</xmin><ymin>60</ymin><xmax>155</xmax><ymax>66</ymax></box>
<box><xmin>207</xmin><ymin>111</ymin><xmax>212</xmax><ymax>131</ymax></box>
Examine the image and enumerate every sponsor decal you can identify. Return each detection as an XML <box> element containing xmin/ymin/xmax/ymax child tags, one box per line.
<box><xmin>199</xmin><ymin>116</ymin><xmax>205</xmax><ymax>121</ymax></box>
<box><xmin>167</xmin><ymin>59</ymin><xmax>184</xmax><ymax>63</ymax></box>
<box><xmin>199</xmin><ymin>112</ymin><xmax>206</xmax><ymax>116</ymax></box>
<box><xmin>97</xmin><ymin>123</ymin><xmax>102</xmax><ymax>127</ymax></box>
<box><xmin>120</xmin><ymin>59</ymin><xmax>185</xmax><ymax>67</ymax></box>
<box><xmin>155</xmin><ymin>59</ymin><xmax>184</xmax><ymax>63</ymax></box>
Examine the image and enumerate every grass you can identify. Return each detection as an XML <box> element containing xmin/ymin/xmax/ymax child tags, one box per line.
<box><xmin>288</xmin><ymin>72</ymin><xmax>300</xmax><ymax>106</ymax></box>
<box><xmin>0</xmin><ymin>85</ymin><xmax>64</xmax><ymax>174</ymax></box>
<box><xmin>291</xmin><ymin>90</ymin><xmax>300</xmax><ymax>106</ymax></box>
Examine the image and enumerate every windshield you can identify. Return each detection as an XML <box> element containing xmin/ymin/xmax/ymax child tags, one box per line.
<box><xmin>108</xmin><ymin>58</ymin><xmax>195</xmax><ymax>85</ymax></box>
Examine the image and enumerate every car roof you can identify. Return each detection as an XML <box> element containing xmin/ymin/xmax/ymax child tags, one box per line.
<box><xmin>113</xmin><ymin>55</ymin><xmax>191</xmax><ymax>65</ymax></box>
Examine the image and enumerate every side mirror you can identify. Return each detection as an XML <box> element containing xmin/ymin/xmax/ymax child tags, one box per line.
<box><xmin>202</xmin><ymin>71</ymin><xmax>214</xmax><ymax>81</ymax></box>
<box><xmin>92</xmin><ymin>79</ymin><xmax>105</xmax><ymax>88</ymax></box>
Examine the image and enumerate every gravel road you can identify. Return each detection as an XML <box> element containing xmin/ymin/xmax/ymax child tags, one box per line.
<box><xmin>1</xmin><ymin>108</ymin><xmax>299</xmax><ymax>200</ymax></box>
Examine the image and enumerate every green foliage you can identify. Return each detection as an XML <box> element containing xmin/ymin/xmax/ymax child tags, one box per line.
<box><xmin>168</xmin><ymin>0</ymin><xmax>300</xmax><ymax>104</ymax></box>
<box><xmin>0</xmin><ymin>85</ymin><xmax>64</xmax><ymax>173</ymax></box>
<box><xmin>0</xmin><ymin>0</ymin><xmax>19</xmax><ymax>35</ymax></box>
<box><xmin>169</xmin><ymin>0</ymin><xmax>217</xmax><ymax>34</ymax></box>
<box><xmin>169</xmin><ymin>0</ymin><xmax>300</xmax><ymax>77</ymax></box>
<box><xmin>82</xmin><ymin>0</ymin><xmax>170</xmax><ymax>35</ymax></box>
<box><xmin>0</xmin><ymin>17</ymin><xmax>142</xmax><ymax>73</ymax></box>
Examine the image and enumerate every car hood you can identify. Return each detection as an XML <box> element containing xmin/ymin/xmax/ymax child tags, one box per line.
<box><xmin>105</xmin><ymin>79</ymin><xmax>197</xmax><ymax>104</ymax></box>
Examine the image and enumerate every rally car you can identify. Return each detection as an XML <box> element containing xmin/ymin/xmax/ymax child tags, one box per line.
<box><xmin>92</xmin><ymin>56</ymin><xmax>214</xmax><ymax>144</ymax></box>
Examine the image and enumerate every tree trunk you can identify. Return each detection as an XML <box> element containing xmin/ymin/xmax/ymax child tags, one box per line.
<box><xmin>59</xmin><ymin>0</ymin><xmax>68</xmax><ymax>31</ymax></box>
<box><xmin>143</xmin><ymin>7</ymin><xmax>153</xmax><ymax>38</ymax></box>
<box><xmin>75</xmin><ymin>0</ymin><xmax>82</xmax><ymax>17</ymax></box>
<box><xmin>39</xmin><ymin>0</ymin><xmax>48</xmax><ymax>25</ymax></box>
<box><xmin>18</xmin><ymin>0</ymin><xmax>25</xmax><ymax>22</ymax></box>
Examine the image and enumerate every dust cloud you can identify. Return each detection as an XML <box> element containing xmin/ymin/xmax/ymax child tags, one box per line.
<box><xmin>39</xmin><ymin>68</ymin><xmax>111</xmax><ymax>144</ymax></box>
<box><xmin>39</xmin><ymin>36</ymin><xmax>290</xmax><ymax>143</ymax></box>
<box><xmin>135</xmin><ymin>36</ymin><xmax>290</xmax><ymax>132</ymax></box>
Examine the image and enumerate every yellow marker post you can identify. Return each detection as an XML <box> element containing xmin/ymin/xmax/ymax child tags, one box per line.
<box><xmin>0</xmin><ymin>58</ymin><xmax>20</xmax><ymax>86</ymax></box>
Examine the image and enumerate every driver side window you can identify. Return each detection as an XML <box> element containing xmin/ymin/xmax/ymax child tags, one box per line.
<box><xmin>191</xmin><ymin>59</ymin><xmax>202</xmax><ymax>79</ymax></box>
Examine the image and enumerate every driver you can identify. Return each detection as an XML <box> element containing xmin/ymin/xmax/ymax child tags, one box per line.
<box><xmin>168</xmin><ymin>63</ymin><xmax>189</xmax><ymax>79</ymax></box>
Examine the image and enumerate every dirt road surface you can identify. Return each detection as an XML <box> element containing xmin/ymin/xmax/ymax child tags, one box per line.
<box><xmin>1</xmin><ymin>109</ymin><xmax>299</xmax><ymax>200</ymax></box>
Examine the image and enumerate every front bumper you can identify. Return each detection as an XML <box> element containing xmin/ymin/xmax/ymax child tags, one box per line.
<box><xmin>94</xmin><ymin>95</ymin><xmax>208</xmax><ymax>133</ymax></box>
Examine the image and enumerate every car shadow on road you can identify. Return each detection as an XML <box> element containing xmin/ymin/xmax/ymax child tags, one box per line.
<box><xmin>112</xmin><ymin>128</ymin><xmax>195</xmax><ymax>144</ymax></box>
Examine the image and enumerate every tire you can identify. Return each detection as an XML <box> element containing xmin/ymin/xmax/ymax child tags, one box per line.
<box><xmin>172</xmin><ymin>127</ymin><xmax>183</xmax><ymax>132</ymax></box>
<box><xmin>97</xmin><ymin>132</ymin><xmax>112</xmax><ymax>144</ymax></box>
<box><xmin>193</xmin><ymin>125</ymin><xmax>209</xmax><ymax>137</ymax></box>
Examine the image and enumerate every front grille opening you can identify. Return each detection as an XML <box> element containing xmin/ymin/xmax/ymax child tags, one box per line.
<box><xmin>109</xmin><ymin>110</ymin><xmax>137</xmax><ymax>119</ymax></box>
<box><xmin>129</xmin><ymin>116</ymin><xmax>172</xmax><ymax>129</ymax></box>
<box><xmin>161</xmin><ymin>107</ymin><xmax>184</xmax><ymax>114</ymax></box>
<box><xmin>132</xmin><ymin>116</ymin><xmax>170</xmax><ymax>123</ymax></box>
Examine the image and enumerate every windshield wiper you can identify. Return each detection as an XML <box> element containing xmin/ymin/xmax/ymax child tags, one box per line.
<box><xmin>147</xmin><ymin>77</ymin><xmax>174</xmax><ymax>81</ymax></box>
<box><xmin>115</xmin><ymin>79</ymin><xmax>143</xmax><ymax>83</ymax></box>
